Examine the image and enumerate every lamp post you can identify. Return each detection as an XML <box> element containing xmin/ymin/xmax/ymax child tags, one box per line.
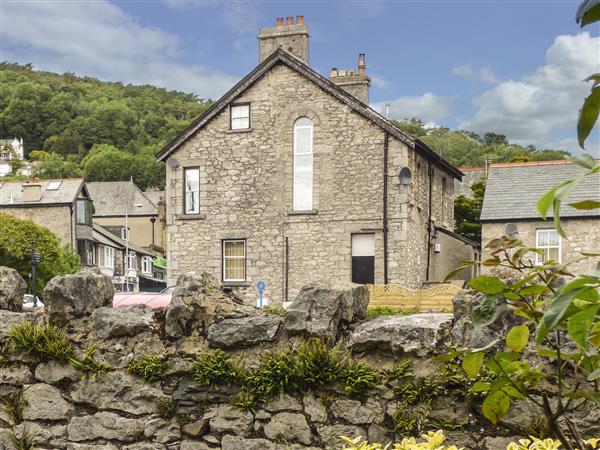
<box><xmin>122</xmin><ymin>202</ymin><xmax>143</xmax><ymax>292</ymax></box>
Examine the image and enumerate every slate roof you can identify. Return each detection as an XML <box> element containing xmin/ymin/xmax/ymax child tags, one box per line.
<box><xmin>87</xmin><ymin>181</ymin><xmax>157</xmax><ymax>217</ymax></box>
<box><xmin>92</xmin><ymin>223</ymin><xmax>154</xmax><ymax>256</ymax></box>
<box><xmin>156</xmin><ymin>48</ymin><xmax>463</xmax><ymax>179</ymax></box>
<box><xmin>0</xmin><ymin>178</ymin><xmax>86</xmax><ymax>206</ymax></box>
<box><xmin>143</xmin><ymin>190</ymin><xmax>164</xmax><ymax>207</ymax></box>
<box><xmin>480</xmin><ymin>160</ymin><xmax>600</xmax><ymax>221</ymax></box>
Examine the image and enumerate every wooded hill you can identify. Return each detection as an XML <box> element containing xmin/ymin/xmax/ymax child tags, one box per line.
<box><xmin>0</xmin><ymin>63</ymin><xmax>569</xmax><ymax>189</ymax></box>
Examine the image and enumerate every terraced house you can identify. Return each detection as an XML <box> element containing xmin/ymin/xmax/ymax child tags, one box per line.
<box><xmin>158</xmin><ymin>17</ymin><xmax>471</xmax><ymax>305</ymax></box>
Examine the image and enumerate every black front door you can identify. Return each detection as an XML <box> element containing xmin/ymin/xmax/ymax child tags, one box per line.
<box><xmin>351</xmin><ymin>234</ymin><xmax>375</xmax><ymax>284</ymax></box>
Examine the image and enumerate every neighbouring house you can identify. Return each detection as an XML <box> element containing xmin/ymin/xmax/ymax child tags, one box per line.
<box><xmin>157</xmin><ymin>16</ymin><xmax>470</xmax><ymax>305</ymax></box>
<box><xmin>86</xmin><ymin>181</ymin><xmax>166</xmax><ymax>256</ymax></box>
<box><xmin>0</xmin><ymin>159</ymin><xmax>11</xmax><ymax>177</ymax></box>
<box><xmin>480</xmin><ymin>160</ymin><xmax>600</xmax><ymax>275</ymax></box>
<box><xmin>0</xmin><ymin>137</ymin><xmax>24</xmax><ymax>160</ymax></box>
<box><xmin>0</xmin><ymin>178</ymin><xmax>95</xmax><ymax>264</ymax></box>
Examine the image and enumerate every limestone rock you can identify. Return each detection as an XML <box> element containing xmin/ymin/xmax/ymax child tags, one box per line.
<box><xmin>165</xmin><ymin>298</ymin><xmax>193</xmax><ymax>339</ymax></box>
<box><xmin>180</xmin><ymin>441</ymin><xmax>213</xmax><ymax>450</ymax></box>
<box><xmin>91</xmin><ymin>304</ymin><xmax>154</xmax><ymax>339</ymax></box>
<box><xmin>13</xmin><ymin>421</ymin><xmax>67</xmax><ymax>447</ymax></box>
<box><xmin>221</xmin><ymin>436</ymin><xmax>277</xmax><ymax>450</ymax></box>
<box><xmin>207</xmin><ymin>314</ymin><xmax>282</xmax><ymax>348</ymax></box>
<box><xmin>0</xmin><ymin>364</ymin><xmax>33</xmax><ymax>385</ymax></box>
<box><xmin>35</xmin><ymin>360</ymin><xmax>80</xmax><ymax>384</ymax></box>
<box><xmin>263</xmin><ymin>412</ymin><xmax>312</xmax><ymax>445</ymax></box>
<box><xmin>285</xmin><ymin>283</ymin><xmax>369</xmax><ymax>342</ymax></box>
<box><xmin>345</xmin><ymin>313</ymin><xmax>453</xmax><ymax>356</ymax></box>
<box><xmin>144</xmin><ymin>417</ymin><xmax>181</xmax><ymax>443</ymax></box>
<box><xmin>317</xmin><ymin>424</ymin><xmax>365</xmax><ymax>449</ymax></box>
<box><xmin>43</xmin><ymin>269</ymin><xmax>114</xmax><ymax>326</ymax></box>
<box><xmin>67</xmin><ymin>412</ymin><xmax>145</xmax><ymax>442</ymax></box>
<box><xmin>0</xmin><ymin>429</ymin><xmax>16</xmax><ymax>450</ymax></box>
<box><xmin>71</xmin><ymin>371</ymin><xmax>165</xmax><ymax>415</ymax></box>
<box><xmin>483</xmin><ymin>436</ymin><xmax>520</xmax><ymax>450</ymax></box>
<box><xmin>0</xmin><ymin>266</ymin><xmax>26</xmax><ymax>312</ymax></box>
<box><xmin>330</xmin><ymin>397</ymin><xmax>384</xmax><ymax>425</ymax></box>
<box><xmin>263</xmin><ymin>393</ymin><xmax>302</xmax><ymax>412</ymax></box>
<box><xmin>0</xmin><ymin>310</ymin><xmax>31</xmax><ymax>339</ymax></box>
<box><xmin>124</xmin><ymin>444</ymin><xmax>167</xmax><ymax>450</ymax></box>
<box><xmin>67</xmin><ymin>445</ymin><xmax>119</xmax><ymax>450</ymax></box>
<box><xmin>181</xmin><ymin>419</ymin><xmax>209</xmax><ymax>437</ymax></box>
<box><xmin>368</xmin><ymin>423</ymin><xmax>391</xmax><ymax>446</ymax></box>
<box><xmin>206</xmin><ymin>404</ymin><xmax>253</xmax><ymax>436</ymax></box>
<box><xmin>303</xmin><ymin>392</ymin><xmax>327</xmax><ymax>422</ymax></box>
<box><xmin>22</xmin><ymin>383</ymin><xmax>74</xmax><ymax>420</ymax></box>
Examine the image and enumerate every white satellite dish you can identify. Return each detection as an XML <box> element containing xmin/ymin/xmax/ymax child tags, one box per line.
<box><xmin>505</xmin><ymin>223</ymin><xmax>518</xmax><ymax>236</ymax></box>
<box><xmin>167</xmin><ymin>158</ymin><xmax>179</xmax><ymax>169</ymax></box>
<box><xmin>399</xmin><ymin>167</ymin><xmax>412</xmax><ymax>185</ymax></box>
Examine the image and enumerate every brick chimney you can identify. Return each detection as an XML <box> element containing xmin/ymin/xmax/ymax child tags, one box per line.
<box><xmin>258</xmin><ymin>16</ymin><xmax>309</xmax><ymax>63</ymax></box>
<box><xmin>329</xmin><ymin>53</ymin><xmax>371</xmax><ymax>104</ymax></box>
<box><xmin>22</xmin><ymin>182</ymin><xmax>42</xmax><ymax>202</ymax></box>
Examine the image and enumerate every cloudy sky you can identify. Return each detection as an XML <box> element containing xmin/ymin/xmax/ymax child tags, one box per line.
<box><xmin>1</xmin><ymin>0</ymin><xmax>599</xmax><ymax>156</ymax></box>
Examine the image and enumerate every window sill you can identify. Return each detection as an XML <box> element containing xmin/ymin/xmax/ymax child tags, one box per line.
<box><xmin>223</xmin><ymin>281</ymin><xmax>250</xmax><ymax>288</ymax></box>
<box><xmin>226</xmin><ymin>128</ymin><xmax>253</xmax><ymax>134</ymax></box>
<box><xmin>287</xmin><ymin>209</ymin><xmax>318</xmax><ymax>216</ymax></box>
<box><xmin>176</xmin><ymin>213</ymin><xmax>206</xmax><ymax>220</ymax></box>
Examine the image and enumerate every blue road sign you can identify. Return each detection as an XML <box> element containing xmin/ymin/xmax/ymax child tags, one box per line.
<box><xmin>256</xmin><ymin>281</ymin><xmax>266</xmax><ymax>308</ymax></box>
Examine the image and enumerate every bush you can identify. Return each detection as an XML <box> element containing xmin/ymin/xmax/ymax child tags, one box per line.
<box><xmin>242</xmin><ymin>350</ymin><xmax>294</xmax><ymax>401</ymax></box>
<box><xmin>341</xmin><ymin>361</ymin><xmax>380</xmax><ymax>398</ymax></box>
<box><xmin>9</xmin><ymin>321</ymin><xmax>75</xmax><ymax>361</ymax></box>
<box><xmin>127</xmin><ymin>354</ymin><xmax>167</xmax><ymax>383</ymax></box>
<box><xmin>191</xmin><ymin>349</ymin><xmax>243</xmax><ymax>388</ymax></box>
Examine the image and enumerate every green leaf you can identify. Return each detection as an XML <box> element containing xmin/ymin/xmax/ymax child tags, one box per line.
<box><xmin>588</xmin><ymin>368</ymin><xmax>600</xmax><ymax>381</ymax></box>
<box><xmin>576</xmin><ymin>0</ymin><xmax>600</xmax><ymax>27</ymax></box>
<box><xmin>506</xmin><ymin>325</ymin><xmax>530</xmax><ymax>352</ymax></box>
<box><xmin>462</xmin><ymin>352</ymin><xmax>485</xmax><ymax>379</ymax></box>
<box><xmin>470</xmin><ymin>381</ymin><xmax>491</xmax><ymax>393</ymax></box>
<box><xmin>567</xmin><ymin>304</ymin><xmax>600</xmax><ymax>349</ymax></box>
<box><xmin>482</xmin><ymin>390</ymin><xmax>511</xmax><ymax>424</ymax></box>
<box><xmin>537</xmin><ymin>349</ymin><xmax>558</xmax><ymax>359</ymax></box>
<box><xmin>539</xmin><ymin>288</ymin><xmax>582</xmax><ymax>339</ymax></box>
<box><xmin>584</xmin><ymin>73</ymin><xmax>600</xmax><ymax>87</ymax></box>
<box><xmin>518</xmin><ymin>285</ymin><xmax>548</xmax><ymax>296</ymax></box>
<box><xmin>570</xmin><ymin>154</ymin><xmax>599</xmax><ymax>170</ymax></box>
<box><xmin>569</xmin><ymin>200</ymin><xmax>600</xmax><ymax>210</ymax></box>
<box><xmin>578</xmin><ymin>86</ymin><xmax>600</xmax><ymax>148</ymax></box>
<box><xmin>501</xmin><ymin>384</ymin><xmax>526</xmax><ymax>399</ymax></box>
<box><xmin>468</xmin><ymin>275</ymin><xmax>507</xmax><ymax>295</ymax></box>
<box><xmin>470</xmin><ymin>296</ymin><xmax>507</xmax><ymax>327</ymax></box>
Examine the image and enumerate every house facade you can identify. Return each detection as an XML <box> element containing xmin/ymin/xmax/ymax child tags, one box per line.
<box><xmin>480</xmin><ymin>160</ymin><xmax>600</xmax><ymax>275</ymax></box>
<box><xmin>158</xmin><ymin>17</ymin><xmax>463</xmax><ymax>305</ymax></box>
<box><xmin>0</xmin><ymin>138</ymin><xmax>24</xmax><ymax>160</ymax></box>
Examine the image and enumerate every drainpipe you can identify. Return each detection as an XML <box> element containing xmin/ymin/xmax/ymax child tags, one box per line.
<box><xmin>285</xmin><ymin>237</ymin><xmax>289</xmax><ymax>303</ymax></box>
<box><xmin>383</xmin><ymin>131</ymin><xmax>389</xmax><ymax>284</ymax></box>
<box><xmin>426</xmin><ymin>161</ymin><xmax>433</xmax><ymax>281</ymax></box>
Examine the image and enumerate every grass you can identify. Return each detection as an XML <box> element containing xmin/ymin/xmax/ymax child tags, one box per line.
<box><xmin>191</xmin><ymin>349</ymin><xmax>243</xmax><ymax>388</ymax></box>
<box><xmin>0</xmin><ymin>389</ymin><xmax>25</xmax><ymax>424</ymax></box>
<box><xmin>9</xmin><ymin>321</ymin><xmax>74</xmax><ymax>361</ymax></box>
<box><xmin>367</xmin><ymin>306</ymin><xmax>420</xmax><ymax>319</ymax></box>
<box><xmin>127</xmin><ymin>354</ymin><xmax>167</xmax><ymax>383</ymax></box>
<box><xmin>10</xmin><ymin>428</ymin><xmax>35</xmax><ymax>450</ymax></box>
<box><xmin>262</xmin><ymin>305</ymin><xmax>287</xmax><ymax>317</ymax></box>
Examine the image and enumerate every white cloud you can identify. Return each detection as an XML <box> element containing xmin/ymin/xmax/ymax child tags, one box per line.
<box><xmin>372</xmin><ymin>93</ymin><xmax>457</xmax><ymax>124</ymax></box>
<box><xmin>452</xmin><ymin>63</ymin><xmax>499</xmax><ymax>84</ymax></box>
<box><xmin>369</xmin><ymin>74</ymin><xmax>391</xmax><ymax>90</ymax></box>
<box><xmin>1</xmin><ymin>1</ymin><xmax>238</xmax><ymax>99</ymax></box>
<box><xmin>460</xmin><ymin>33</ymin><xmax>600</xmax><ymax>155</ymax></box>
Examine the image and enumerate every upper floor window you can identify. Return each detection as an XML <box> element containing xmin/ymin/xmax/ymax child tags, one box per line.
<box><xmin>141</xmin><ymin>256</ymin><xmax>153</xmax><ymax>275</ymax></box>
<box><xmin>121</xmin><ymin>227</ymin><xmax>129</xmax><ymax>240</ymax></box>
<box><xmin>184</xmin><ymin>167</ymin><xmax>200</xmax><ymax>214</ymax></box>
<box><xmin>127</xmin><ymin>251</ymin><xmax>136</xmax><ymax>270</ymax></box>
<box><xmin>231</xmin><ymin>104</ymin><xmax>250</xmax><ymax>130</ymax></box>
<box><xmin>536</xmin><ymin>229</ymin><xmax>561</xmax><ymax>264</ymax></box>
<box><xmin>98</xmin><ymin>245</ymin><xmax>114</xmax><ymax>269</ymax></box>
<box><xmin>293</xmin><ymin>117</ymin><xmax>313</xmax><ymax>211</ymax></box>
<box><xmin>76</xmin><ymin>199</ymin><xmax>92</xmax><ymax>225</ymax></box>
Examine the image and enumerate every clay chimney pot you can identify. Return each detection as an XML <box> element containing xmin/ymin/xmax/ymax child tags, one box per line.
<box><xmin>276</xmin><ymin>17</ymin><xmax>284</xmax><ymax>27</ymax></box>
<box><xmin>358</xmin><ymin>53</ymin><xmax>366</xmax><ymax>75</ymax></box>
<box><xmin>296</xmin><ymin>15</ymin><xmax>304</xmax><ymax>25</ymax></box>
<box><xmin>286</xmin><ymin>16</ymin><xmax>293</xmax><ymax>26</ymax></box>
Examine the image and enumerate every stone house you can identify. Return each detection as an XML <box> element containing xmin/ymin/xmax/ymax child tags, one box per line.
<box><xmin>158</xmin><ymin>16</ymin><xmax>465</xmax><ymax>305</ymax></box>
<box><xmin>0</xmin><ymin>137</ymin><xmax>24</xmax><ymax>160</ymax></box>
<box><xmin>480</xmin><ymin>160</ymin><xmax>600</xmax><ymax>275</ymax></box>
<box><xmin>0</xmin><ymin>178</ymin><xmax>95</xmax><ymax>264</ymax></box>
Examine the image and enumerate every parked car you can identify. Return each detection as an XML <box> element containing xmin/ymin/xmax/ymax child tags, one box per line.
<box><xmin>23</xmin><ymin>294</ymin><xmax>43</xmax><ymax>309</ymax></box>
<box><xmin>113</xmin><ymin>286</ymin><xmax>174</xmax><ymax>309</ymax></box>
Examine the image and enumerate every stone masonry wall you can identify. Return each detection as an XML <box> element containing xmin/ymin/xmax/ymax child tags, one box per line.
<box><xmin>0</xmin><ymin>204</ymin><xmax>75</xmax><ymax>248</ymax></box>
<box><xmin>481</xmin><ymin>218</ymin><xmax>600</xmax><ymax>275</ymax></box>
<box><xmin>165</xmin><ymin>62</ymin><xmax>456</xmax><ymax>304</ymax></box>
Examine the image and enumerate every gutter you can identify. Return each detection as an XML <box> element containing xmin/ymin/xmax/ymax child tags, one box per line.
<box><xmin>383</xmin><ymin>131</ymin><xmax>389</xmax><ymax>284</ymax></box>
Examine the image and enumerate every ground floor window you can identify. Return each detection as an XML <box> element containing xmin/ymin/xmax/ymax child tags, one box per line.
<box><xmin>223</xmin><ymin>240</ymin><xmax>246</xmax><ymax>282</ymax></box>
<box><xmin>98</xmin><ymin>245</ymin><xmax>115</xmax><ymax>268</ymax></box>
<box><xmin>535</xmin><ymin>229</ymin><xmax>561</xmax><ymax>264</ymax></box>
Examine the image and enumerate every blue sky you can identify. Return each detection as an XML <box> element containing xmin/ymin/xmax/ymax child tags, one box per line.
<box><xmin>2</xmin><ymin>0</ymin><xmax>599</xmax><ymax>155</ymax></box>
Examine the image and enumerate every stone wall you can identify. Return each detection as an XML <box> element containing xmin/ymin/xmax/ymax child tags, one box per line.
<box><xmin>481</xmin><ymin>218</ymin><xmax>600</xmax><ymax>275</ymax></box>
<box><xmin>165</xmin><ymin>62</ymin><xmax>456</xmax><ymax>304</ymax></box>
<box><xmin>0</xmin><ymin>204</ymin><xmax>75</xmax><ymax>248</ymax></box>
<box><xmin>4</xmin><ymin>269</ymin><xmax>594</xmax><ymax>450</ymax></box>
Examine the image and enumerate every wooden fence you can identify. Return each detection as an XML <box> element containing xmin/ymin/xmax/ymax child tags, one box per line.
<box><xmin>367</xmin><ymin>283</ymin><xmax>463</xmax><ymax>312</ymax></box>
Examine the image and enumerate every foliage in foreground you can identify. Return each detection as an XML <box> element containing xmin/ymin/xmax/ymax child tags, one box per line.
<box><xmin>126</xmin><ymin>354</ymin><xmax>168</xmax><ymax>383</ymax></box>
<box><xmin>0</xmin><ymin>213</ymin><xmax>80</xmax><ymax>295</ymax></box>
<box><xmin>340</xmin><ymin>432</ymin><xmax>600</xmax><ymax>450</ymax></box>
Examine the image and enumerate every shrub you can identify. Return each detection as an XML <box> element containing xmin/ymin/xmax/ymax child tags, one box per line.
<box><xmin>292</xmin><ymin>338</ymin><xmax>348</xmax><ymax>388</ymax></box>
<box><xmin>341</xmin><ymin>361</ymin><xmax>380</xmax><ymax>398</ymax></box>
<box><xmin>69</xmin><ymin>346</ymin><xmax>111</xmax><ymax>376</ymax></box>
<box><xmin>229</xmin><ymin>392</ymin><xmax>258</xmax><ymax>412</ymax></box>
<box><xmin>0</xmin><ymin>389</ymin><xmax>25</xmax><ymax>424</ymax></box>
<box><xmin>262</xmin><ymin>305</ymin><xmax>287</xmax><ymax>317</ymax></box>
<box><xmin>9</xmin><ymin>321</ymin><xmax>74</xmax><ymax>361</ymax></box>
<box><xmin>191</xmin><ymin>349</ymin><xmax>243</xmax><ymax>388</ymax></box>
<box><xmin>242</xmin><ymin>350</ymin><xmax>294</xmax><ymax>400</ymax></box>
<box><xmin>127</xmin><ymin>354</ymin><xmax>167</xmax><ymax>383</ymax></box>
<box><xmin>367</xmin><ymin>306</ymin><xmax>420</xmax><ymax>319</ymax></box>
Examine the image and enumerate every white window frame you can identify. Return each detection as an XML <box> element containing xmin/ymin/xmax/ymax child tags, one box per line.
<box><xmin>535</xmin><ymin>229</ymin><xmax>561</xmax><ymax>265</ymax></box>
<box><xmin>293</xmin><ymin>117</ymin><xmax>313</xmax><ymax>211</ymax></box>
<box><xmin>184</xmin><ymin>167</ymin><xmax>200</xmax><ymax>214</ymax></box>
<box><xmin>141</xmin><ymin>256</ymin><xmax>153</xmax><ymax>275</ymax></box>
<box><xmin>121</xmin><ymin>227</ymin><xmax>129</xmax><ymax>240</ymax></box>
<box><xmin>103</xmin><ymin>246</ymin><xmax>114</xmax><ymax>269</ymax></box>
<box><xmin>230</xmin><ymin>104</ymin><xmax>250</xmax><ymax>130</ymax></box>
<box><xmin>127</xmin><ymin>251</ymin><xmax>136</xmax><ymax>270</ymax></box>
<box><xmin>222</xmin><ymin>239</ymin><xmax>247</xmax><ymax>283</ymax></box>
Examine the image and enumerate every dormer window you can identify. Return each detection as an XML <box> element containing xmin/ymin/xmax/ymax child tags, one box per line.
<box><xmin>231</xmin><ymin>104</ymin><xmax>250</xmax><ymax>130</ymax></box>
<box><xmin>76</xmin><ymin>199</ymin><xmax>92</xmax><ymax>225</ymax></box>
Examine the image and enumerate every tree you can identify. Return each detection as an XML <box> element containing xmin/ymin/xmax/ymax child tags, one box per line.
<box><xmin>454</xmin><ymin>178</ymin><xmax>485</xmax><ymax>242</ymax></box>
<box><xmin>0</xmin><ymin>213</ymin><xmax>79</xmax><ymax>295</ymax></box>
<box><xmin>483</xmin><ymin>132</ymin><xmax>508</xmax><ymax>146</ymax></box>
<box><xmin>35</xmin><ymin>153</ymin><xmax>83</xmax><ymax>179</ymax></box>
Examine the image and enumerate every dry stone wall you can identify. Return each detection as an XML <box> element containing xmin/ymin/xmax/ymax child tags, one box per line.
<box><xmin>0</xmin><ymin>268</ymin><xmax>597</xmax><ymax>450</ymax></box>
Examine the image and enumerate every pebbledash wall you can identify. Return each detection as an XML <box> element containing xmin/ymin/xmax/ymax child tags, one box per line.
<box><xmin>481</xmin><ymin>219</ymin><xmax>600</xmax><ymax>275</ymax></box>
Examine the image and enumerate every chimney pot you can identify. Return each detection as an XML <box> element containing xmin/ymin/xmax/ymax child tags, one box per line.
<box><xmin>286</xmin><ymin>16</ymin><xmax>293</xmax><ymax>26</ymax></box>
<box><xmin>276</xmin><ymin>17</ymin><xmax>284</xmax><ymax>27</ymax></box>
<box><xmin>330</xmin><ymin>68</ymin><xmax>338</xmax><ymax>78</ymax></box>
<box><xmin>358</xmin><ymin>53</ymin><xmax>366</xmax><ymax>76</ymax></box>
<box><xmin>296</xmin><ymin>15</ymin><xmax>304</xmax><ymax>25</ymax></box>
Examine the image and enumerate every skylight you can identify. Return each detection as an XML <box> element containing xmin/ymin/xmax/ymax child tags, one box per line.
<box><xmin>46</xmin><ymin>181</ymin><xmax>62</xmax><ymax>190</ymax></box>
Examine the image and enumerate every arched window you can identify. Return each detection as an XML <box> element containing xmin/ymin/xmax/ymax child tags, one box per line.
<box><xmin>293</xmin><ymin>117</ymin><xmax>313</xmax><ymax>210</ymax></box>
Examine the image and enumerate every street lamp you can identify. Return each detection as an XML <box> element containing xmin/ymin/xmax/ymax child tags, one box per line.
<box><xmin>123</xmin><ymin>202</ymin><xmax>143</xmax><ymax>292</ymax></box>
